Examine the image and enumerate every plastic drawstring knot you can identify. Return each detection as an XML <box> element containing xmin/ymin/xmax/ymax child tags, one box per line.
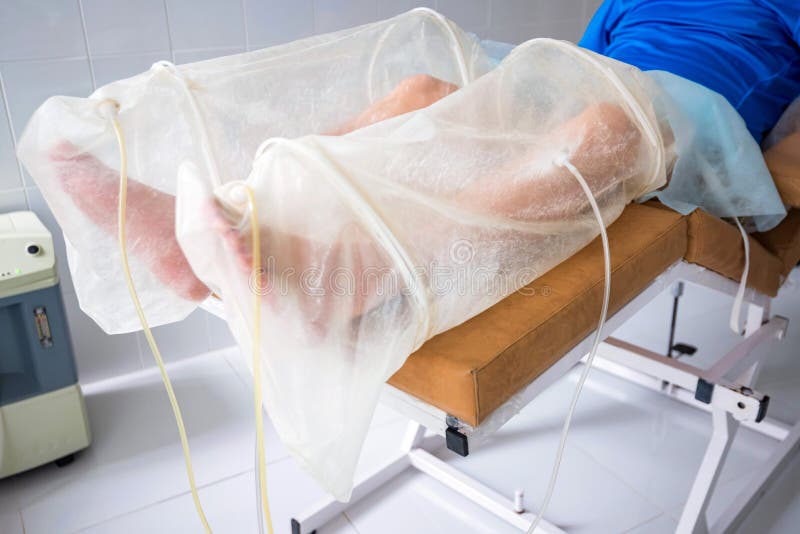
<box><xmin>151</xmin><ymin>60</ymin><xmax>181</xmax><ymax>75</ymax></box>
<box><xmin>96</xmin><ymin>98</ymin><xmax>120</xmax><ymax>121</ymax></box>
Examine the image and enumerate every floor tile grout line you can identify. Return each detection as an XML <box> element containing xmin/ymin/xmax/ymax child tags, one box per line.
<box><xmin>571</xmin><ymin>433</ymin><xmax>674</xmax><ymax>514</ymax></box>
<box><xmin>66</xmin><ymin>454</ymin><xmax>311</xmax><ymax>533</ymax></box>
<box><xmin>570</xmin><ymin>366</ymin><xmax>782</xmax><ymax>521</ymax></box>
<box><xmin>67</xmin><ymin>467</ymin><xmax>255</xmax><ymax>534</ymax></box>
<box><xmin>342</xmin><ymin>510</ymin><xmax>362</xmax><ymax>533</ymax></box>
<box><xmin>544</xmin><ymin>369</ymin><xmax>682</xmax><ymax>516</ymax></box>
<box><xmin>661</xmin><ymin>465</ymin><xmax>764</xmax><ymax>522</ymax></box>
<box><xmin>619</xmin><ymin>512</ymin><xmax>670</xmax><ymax>533</ymax></box>
<box><xmin>202</xmin><ymin>312</ymin><xmax>217</xmax><ymax>356</ymax></box>
<box><xmin>575</xmin><ymin>422</ymin><xmax>776</xmax><ymax>521</ymax></box>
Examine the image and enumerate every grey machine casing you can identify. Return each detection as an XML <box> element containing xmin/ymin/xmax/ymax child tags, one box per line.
<box><xmin>0</xmin><ymin>211</ymin><xmax>91</xmax><ymax>478</ymax></box>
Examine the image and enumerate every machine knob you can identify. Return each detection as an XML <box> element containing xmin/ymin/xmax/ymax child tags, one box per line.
<box><xmin>26</xmin><ymin>243</ymin><xmax>41</xmax><ymax>256</ymax></box>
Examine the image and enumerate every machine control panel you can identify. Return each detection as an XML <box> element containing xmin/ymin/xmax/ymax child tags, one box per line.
<box><xmin>0</xmin><ymin>211</ymin><xmax>57</xmax><ymax>299</ymax></box>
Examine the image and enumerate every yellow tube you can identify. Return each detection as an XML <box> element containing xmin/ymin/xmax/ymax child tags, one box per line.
<box><xmin>108</xmin><ymin>107</ymin><xmax>274</xmax><ymax>533</ymax></box>
<box><xmin>109</xmin><ymin>114</ymin><xmax>213</xmax><ymax>533</ymax></box>
<box><xmin>239</xmin><ymin>184</ymin><xmax>275</xmax><ymax>534</ymax></box>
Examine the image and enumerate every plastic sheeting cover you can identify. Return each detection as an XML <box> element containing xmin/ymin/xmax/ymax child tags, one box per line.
<box><xmin>17</xmin><ymin>9</ymin><xmax>668</xmax><ymax>499</ymax></box>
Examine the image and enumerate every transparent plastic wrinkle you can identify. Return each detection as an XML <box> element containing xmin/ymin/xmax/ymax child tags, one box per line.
<box><xmin>16</xmin><ymin>8</ymin><xmax>489</xmax><ymax>333</ymax></box>
<box><xmin>178</xmin><ymin>39</ymin><xmax>666</xmax><ymax>499</ymax></box>
<box><xmin>17</xmin><ymin>9</ymin><xmax>668</xmax><ymax>500</ymax></box>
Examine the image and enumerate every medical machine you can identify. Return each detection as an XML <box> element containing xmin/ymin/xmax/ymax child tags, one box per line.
<box><xmin>0</xmin><ymin>211</ymin><xmax>90</xmax><ymax>479</ymax></box>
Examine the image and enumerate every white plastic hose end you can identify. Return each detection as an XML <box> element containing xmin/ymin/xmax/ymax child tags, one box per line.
<box><xmin>553</xmin><ymin>149</ymin><xmax>570</xmax><ymax>168</ymax></box>
<box><xmin>96</xmin><ymin>98</ymin><xmax>120</xmax><ymax>121</ymax></box>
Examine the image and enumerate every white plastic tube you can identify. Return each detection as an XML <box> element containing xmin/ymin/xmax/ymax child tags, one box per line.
<box><xmin>527</xmin><ymin>155</ymin><xmax>612</xmax><ymax>534</ymax></box>
<box><xmin>729</xmin><ymin>217</ymin><xmax>750</xmax><ymax>334</ymax></box>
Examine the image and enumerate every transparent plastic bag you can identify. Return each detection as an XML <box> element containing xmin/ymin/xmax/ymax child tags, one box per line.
<box><xmin>177</xmin><ymin>39</ymin><xmax>667</xmax><ymax>498</ymax></box>
<box><xmin>17</xmin><ymin>8</ymin><xmax>491</xmax><ymax>334</ymax></box>
<box><xmin>18</xmin><ymin>9</ymin><xmax>667</xmax><ymax>499</ymax></box>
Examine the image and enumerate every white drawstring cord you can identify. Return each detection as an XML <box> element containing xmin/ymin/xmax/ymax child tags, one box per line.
<box><xmin>253</xmin><ymin>137</ymin><xmax>434</xmax><ymax>346</ymax></box>
<box><xmin>527</xmin><ymin>156</ymin><xmax>612</xmax><ymax>534</ymax></box>
<box><xmin>729</xmin><ymin>217</ymin><xmax>750</xmax><ymax>334</ymax></box>
<box><xmin>151</xmin><ymin>61</ymin><xmax>224</xmax><ymax>188</ymax></box>
<box><xmin>367</xmin><ymin>7</ymin><xmax>470</xmax><ymax>103</ymax></box>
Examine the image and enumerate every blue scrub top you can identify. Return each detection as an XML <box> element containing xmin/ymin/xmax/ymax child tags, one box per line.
<box><xmin>579</xmin><ymin>0</ymin><xmax>800</xmax><ymax>142</ymax></box>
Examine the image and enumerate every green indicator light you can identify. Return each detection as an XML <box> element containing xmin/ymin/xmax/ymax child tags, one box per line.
<box><xmin>15</xmin><ymin>268</ymin><xmax>22</xmax><ymax>274</ymax></box>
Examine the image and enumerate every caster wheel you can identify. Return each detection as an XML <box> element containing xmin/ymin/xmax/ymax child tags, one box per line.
<box><xmin>54</xmin><ymin>453</ymin><xmax>75</xmax><ymax>468</ymax></box>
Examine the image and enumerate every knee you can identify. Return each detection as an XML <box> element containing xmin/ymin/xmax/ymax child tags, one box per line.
<box><xmin>585</xmin><ymin>102</ymin><xmax>639</xmax><ymax>141</ymax></box>
<box><xmin>398</xmin><ymin>74</ymin><xmax>443</xmax><ymax>91</ymax></box>
<box><xmin>395</xmin><ymin>74</ymin><xmax>458</xmax><ymax>102</ymax></box>
<box><xmin>566</xmin><ymin>102</ymin><xmax>642</xmax><ymax>178</ymax></box>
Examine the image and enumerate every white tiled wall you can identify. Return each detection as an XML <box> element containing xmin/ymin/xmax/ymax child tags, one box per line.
<box><xmin>0</xmin><ymin>0</ymin><xmax>601</xmax><ymax>384</ymax></box>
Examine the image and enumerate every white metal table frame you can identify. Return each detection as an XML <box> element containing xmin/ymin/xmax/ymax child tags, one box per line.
<box><xmin>288</xmin><ymin>261</ymin><xmax>798</xmax><ymax>534</ymax></box>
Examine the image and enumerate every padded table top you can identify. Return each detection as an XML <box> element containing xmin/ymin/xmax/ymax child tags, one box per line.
<box><xmin>387</xmin><ymin>203</ymin><xmax>688</xmax><ymax>426</ymax></box>
<box><xmin>387</xmin><ymin>200</ymin><xmax>800</xmax><ymax>427</ymax></box>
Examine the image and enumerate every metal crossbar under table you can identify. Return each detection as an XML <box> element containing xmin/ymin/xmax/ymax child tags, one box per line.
<box><xmin>288</xmin><ymin>261</ymin><xmax>797</xmax><ymax>533</ymax></box>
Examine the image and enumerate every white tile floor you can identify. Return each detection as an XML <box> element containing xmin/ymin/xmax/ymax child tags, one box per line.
<box><xmin>1</xmin><ymin>274</ymin><xmax>799</xmax><ymax>533</ymax></box>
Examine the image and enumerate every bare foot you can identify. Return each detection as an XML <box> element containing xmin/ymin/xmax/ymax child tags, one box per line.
<box><xmin>50</xmin><ymin>142</ymin><xmax>211</xmax><ymax>302</ymax></box>
<box><xmin>331</xmin><ymin>74</ymin><xmax>459</xmax><ymax>135</ymax></box>
<box><xmin>48</xmin><ymin>73</ymin><xmax>458</xmax><ymax>329</ymax></box>
<box><xmin>209</xmin><ymin>199</ymin><xmax>391</xmax><ymax>336</ymax></box>
<box><xmin>207</xmin><ymin>74</ymin><xmax>460</xmax><ymax>333</ymax></box>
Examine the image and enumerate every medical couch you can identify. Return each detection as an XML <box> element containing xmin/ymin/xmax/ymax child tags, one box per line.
<box><xmin>290</xmin><ymin>132</ymin><xmax>800</xmax><ymax>534</ymax></box>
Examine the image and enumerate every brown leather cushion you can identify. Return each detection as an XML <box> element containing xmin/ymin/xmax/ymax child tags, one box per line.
<box><xmin>764</xmin><ymin>133</ymin><xmax>800</xmax><ymax>208</ymax></box>
<box><xmin>754</xmin><ymin>209</ymin><xmax>800</xmax><ymax>277</ymax></box>
<box><xmin>684</xmin><ymin>210</ymin><xmax>785</xmax><ymax>297</ymax></box>
<box><xmin>388</xmin><ymin>203</ymin><xmax>687</xmax><ymax>426</ymax></box>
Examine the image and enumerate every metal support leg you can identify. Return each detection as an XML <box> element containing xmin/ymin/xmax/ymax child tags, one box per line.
<box><xmin>408</xmin><ymin>449</ymin><xmax>564</xmax><ymax>533</ymax></box>
<box><xmin>736</xmin><ymin>302</ymin><xmax>769</xmax><ymax>386</ymax></box>
<box><xmin>291</xmin><ymin>419</ymin><xmax>566</xmax><ymax>533</ymax></box>
<box><xmin>677</xmin><ymin>409</ymin><xmax>740</xmax><ymax>534</ymax></box>
<box><xmin>667</xmin><ymin>282</ymin><xmax>684</xmax><ymax>357</ymax></box>
<box><xmin>711</xmin><ymin>420</ymin><xmax>800</xmax><ymax>533</ymax></box>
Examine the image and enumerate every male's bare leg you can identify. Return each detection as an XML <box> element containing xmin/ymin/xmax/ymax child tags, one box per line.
<box><xmin>50</xmin><ymin>142</ymin><xmax>211</xmax><ymax>302</ymax></box>
<box><xmin>51</xmin><ymin>75</ymin><xmax>640</xmax><ymax>316</ymax></box>
<box><xmin>48</xmin><ymin>75</ymin><xmax>458</xmax><ymax>304</ymax></box>
<box><xmin>455</xmin><ymin>102</ymin><xmax>641</xmax><ymax>220</ymax></box>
